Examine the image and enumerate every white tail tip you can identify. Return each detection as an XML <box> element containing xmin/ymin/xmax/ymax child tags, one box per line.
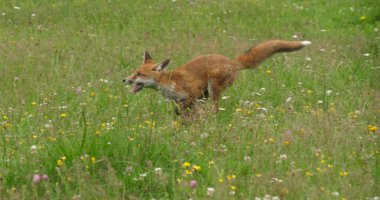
<box><xmin>301</xmin><ymin>40</ymin><xmax>312</xmax><ymax>46</ymax></box>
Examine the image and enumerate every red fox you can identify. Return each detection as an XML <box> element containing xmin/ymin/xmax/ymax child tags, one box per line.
<box><xmin>123</xmin><ymin>40</ymin><xmax>311</xmax><ymax>113</ymax></box>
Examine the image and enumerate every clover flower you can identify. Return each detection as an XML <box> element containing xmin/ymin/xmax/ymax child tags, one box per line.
<box><xmin>32</xmin><ymin>174</ymin><xmax>48</xmax><ymax>183</ymax></box>
<box><xmin>32</xmin><ymin>174</ymin><xmax>41</xmax><ymax>183</ymax></box>
<box><xmin>190</xmin><ymin>180</ymin><xmax>197</xmax><ymax>188</ymax></box>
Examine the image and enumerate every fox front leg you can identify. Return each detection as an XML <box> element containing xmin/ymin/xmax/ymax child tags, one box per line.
<box><xmin>173</xmin><ymin>99</ymin><xmax>196</xmax><ymax>115</ymax></box>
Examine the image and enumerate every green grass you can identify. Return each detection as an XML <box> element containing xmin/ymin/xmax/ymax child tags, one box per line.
<box><xmin>0</xmin><ymin>0</ymin><xmax>379</xmax><ymax>199</ymax></box>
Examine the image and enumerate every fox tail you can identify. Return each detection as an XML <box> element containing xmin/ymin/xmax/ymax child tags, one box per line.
<box><xmin>235</xmin><ymin>40</ymin><xmax>311</xmax><ymax>69</ymax></box>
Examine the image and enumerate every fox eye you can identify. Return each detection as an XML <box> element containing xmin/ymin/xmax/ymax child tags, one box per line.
<box><xmin>136</xmin><ymin>72</ymin><xmax>143</xmax><ymax>76</ymax></box>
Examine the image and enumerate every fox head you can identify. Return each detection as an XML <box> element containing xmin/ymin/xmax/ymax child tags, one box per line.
<box><xmin>123</xmin><ymin>51</ymin><xmax>170</xmax><ymax>93</ymax></box>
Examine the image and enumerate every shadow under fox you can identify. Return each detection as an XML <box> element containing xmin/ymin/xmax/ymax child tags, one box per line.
<box><xmin>123</xmin><ymin>40</ymin><xmax>311</xmax><ymax>114</ymax></box>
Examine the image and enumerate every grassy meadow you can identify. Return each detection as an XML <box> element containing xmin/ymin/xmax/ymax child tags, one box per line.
<box><xmin>1</xmin><ymin>0</ymin><xmax>379</xmax><ymax>199</ymax></box>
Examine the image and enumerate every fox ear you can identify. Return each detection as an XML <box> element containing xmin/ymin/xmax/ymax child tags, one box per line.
<box><xmin>153</xmin><ymin>59</ymin><xmax>170</xmax><ymax>71</ymax></box>
<box><xmin>144</xmin><ymin>50</ymin><xmax>153</xmax><ymax>63</ymax></box>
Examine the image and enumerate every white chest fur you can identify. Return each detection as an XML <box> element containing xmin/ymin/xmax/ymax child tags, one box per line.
<box><xmin>158</xmin><ymin>84</ymin><xmax>188</xmax><ymax>102</ymax></box>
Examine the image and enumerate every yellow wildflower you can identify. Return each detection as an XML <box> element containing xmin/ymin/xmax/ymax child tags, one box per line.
<box><xmin>368</xmin><ymin>125</ymin><xmax>378</xmax><ymax>132</ymax></box>
<box><xmin>281</xmin><ymin>187</ymin><xmax>289</xmax><ymax>194</ymax></box>
<box><xmin>60</xmin><ymin>113</ymin><xmax>67</xmax><ymax>118</ymax></box>
<box><xmin>192</xmin><ymin>165</ymin><xmax>201</xmax><ymax>171</ymax></box>
<box><xmin>339</xmin><ymin>171</ymin><xmax>348</xmax><ymax>177</ymax></box>
<box><xmin>226</xmin><ymin>174</ymin><xmax>236</xmax><ymax>182</ymax></box>
<box><xmin>185</xmin><ymin>170</ymin><xmax>192</xmax><ymax>175</ymax></box>
<box><xmin>57</xmin><ymin>159</ymin><xmax>63</xmax><ymax>167</ymax></box>
<box><xmin>96</xmin><ymin>130</ymin><xmax>101</xmax><ymax>136</ymax></box>
<box><xmin>91</xmin><ymin>157</ymin><xmax>96</xmax><ymax>164</ymax></box>
<box><xmin>182</xmin><ymin>162</ymin><xmax>191</xmax><ymax>168</ymax></box>
<box><xmin>305</xmin><ymin>171</ymin><xmax>313</xmax><ymax>177</ymax></box>
<box><xmin>172</xmin><ymin>120</ymin><xmax>180</xmax><ymax>128</ymax></box>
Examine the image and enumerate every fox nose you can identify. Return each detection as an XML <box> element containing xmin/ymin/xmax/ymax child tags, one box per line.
<box><xmin>123</xmin><ymin>78</ymin><xmax>133</xmax><ymax>84</ymax></box>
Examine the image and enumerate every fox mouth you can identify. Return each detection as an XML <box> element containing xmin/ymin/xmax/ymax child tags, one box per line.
<box><xmin>130</xmin><ymin>83</ymin><xmax>144</xmax><ymax>93</ymax></box>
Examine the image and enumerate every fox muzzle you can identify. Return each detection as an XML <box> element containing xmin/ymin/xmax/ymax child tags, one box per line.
<box><xmin>123</xmin><ymin>78</ymin><xmax>134</xmax><ymax>84</ymax></box>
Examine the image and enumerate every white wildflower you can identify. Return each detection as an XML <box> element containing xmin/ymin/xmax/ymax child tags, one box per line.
<box><xmin>44</xmin><ymin>123</ymin><xmax>53</xmax><ymax>129</ymax></box>
<box><xmin>257</xmin><ymin>107</ymin><xmax>268</xmax><ymax>111</ymax></box>
<box><xmin>252</xmin><ymin>92</ymin><xmax>261</xmax><ymax>96</ymax></box>
<box><xmin>264</xmin><ymin>194</ymin><xmax>272</xmax><ymax>200</ymax></box>
<box><xmin>207</xmin><ymin>187</ymin><xmax>215</xmax><ymax>196</ymax></box>
<box><xmin>244</xmin><ymin>156</ymin><xmax>251</xmax><ymax>162</ymax></box>
<box><xmin>331</xmin><ymin>191</ymin><xmax>339</xmax><ymax>197</ymax></box>
<box><xmin>279</xmin><ymin>154</ymin><xmax>287</xmax><ymax>161</ymax></box>
<box><xmin>31</xmin><ymin>145</ymin><xmax>38</xmax><ymax>154</ymax></box>
<box><xmin>154</xmin><ymin>168</ymin><xmax>162</xmax><ymax>175</ymax></box>
<box><xmin>139</xmin><ymin>173</ymin><xmax>147</xmax><ymax>180</ymax></box>
<box><xmin>200</xmin><ymin>132</ymin><xmax>209</xmax><ymax>139</ymax></box>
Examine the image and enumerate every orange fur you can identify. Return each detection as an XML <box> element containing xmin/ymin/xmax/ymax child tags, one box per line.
<box><xmin>123</xmin><ymin>40</ymin><xmax>310</xmax><ymax>113</ymax></box>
